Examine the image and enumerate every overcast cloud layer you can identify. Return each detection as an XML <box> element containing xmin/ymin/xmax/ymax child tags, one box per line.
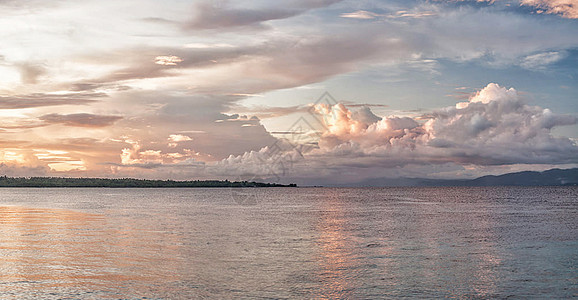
<box><xmin>0</xmin><ymin>0</ymin><xmax>577</xmax><ymax>184</ymax></box>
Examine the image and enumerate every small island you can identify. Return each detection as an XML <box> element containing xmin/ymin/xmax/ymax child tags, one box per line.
<box><xmin>0</xmin><ymin>176</ymin><xmax>297</xmax><ymax>188</ymax></box>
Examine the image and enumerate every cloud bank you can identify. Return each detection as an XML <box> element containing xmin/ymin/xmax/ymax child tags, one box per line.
<box><xmin>221</xmin><ymin>83</ymin><xmax>578</xmax><ymax>182</ymax></box>
<box><xmin>314</xmin><ymin>83</ymin><xmax>577</xmax><ymax>165</ymax></box>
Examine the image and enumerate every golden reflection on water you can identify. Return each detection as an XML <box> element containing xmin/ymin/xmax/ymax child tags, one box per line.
<box><xmin>314</xmin><ymin>192</ymin><xmax>357</xmax><ymax>299</ymax></box>
<box><xmin>0</xmin><ymin>205</ymin><xmax>181</xmax><ymax>297</ymax></box>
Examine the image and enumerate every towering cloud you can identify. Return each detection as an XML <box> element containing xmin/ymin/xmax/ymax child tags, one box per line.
<box><xmin>313</xmin><ymin>83</ymin><xmax>578</xmax><ymax>166</ymax></box>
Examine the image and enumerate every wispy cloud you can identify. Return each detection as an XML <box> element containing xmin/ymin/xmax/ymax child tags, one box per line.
<box><xmin>340</xmin><ymin>9</ymin><xmax>437</xmax><ymax>20</ymax></box>
<box><xmin>520</xmin><ymin>51</ymin><xmax>565</xmax><ymax>69</ymax></box>
<box><xmin>185</xmin><ymin>0</ymin><xmax>343</xmax><ymax>30</ymax></box>
<box><xmin>340</xmin><ymin>10</ymin><xmax>382</xmax><ymax>19</ymax></box>
<box><xmin>227</xmin><ymin>104</ymin><xmax>310</xmax><ymax>119</ymax></box>
<box><xmin>389</xmin><ymin>10</ymin><xmax>437</xmax><ymax>18</ymax></box>
<box><xmin>39</xmin><ymin>113</ymin><xmax>123</xmax><ymax>127</ymax></box>
<box><xmin>0</xmin><ymin>93</ymin><xmax>104</xmax><ymax>109</ymax></box>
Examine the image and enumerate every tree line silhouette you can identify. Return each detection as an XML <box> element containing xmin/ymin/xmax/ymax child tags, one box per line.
<box><xmin>0</xmin><ymin>176</ymin><xmax>296</xmax><ymax>188</ymax></box>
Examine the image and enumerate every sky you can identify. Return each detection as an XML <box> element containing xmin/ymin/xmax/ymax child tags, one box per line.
<box><xmin>0</xmin><ymin>0</ymin><xmax>577</xmax><ymax>185</ymax></box>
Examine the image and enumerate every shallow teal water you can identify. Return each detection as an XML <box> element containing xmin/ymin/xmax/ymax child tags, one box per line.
<box><xmin>0</xmin><ymin>187</ymin><xmax>576</xmax><ymax>298</ymax></box>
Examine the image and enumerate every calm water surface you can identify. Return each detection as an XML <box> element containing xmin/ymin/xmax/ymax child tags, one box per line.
<box><xmin>0</xmin><ymin>187</ymin><xmax>576</xmax><ymax>299</ymax></box>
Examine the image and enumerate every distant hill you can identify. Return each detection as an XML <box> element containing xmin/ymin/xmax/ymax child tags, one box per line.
<box><xmin>354</xmin><ymin>168</ymin><xmax>578</xmax><ymax>187</ymax></box>
<box><xmin>0</xmin><ymin>176</ymin><xmax>297</xmax><ymax>188</ymax></box>
<box><xmin>459</xmin><ymin>168</ymin><xmax>578</xmax><ymax>186</ymax></box>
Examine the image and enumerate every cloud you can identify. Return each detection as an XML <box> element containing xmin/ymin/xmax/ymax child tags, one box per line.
<box><xmin>315</xmin><ymin>83</ymin><xmax>578</xmax><ymax>165</ymax></box>
<box><xmin>227</xmin><ymin>104</ymin><xmax>311</xmax><ymax>119</ymax></box>
<box><xmin>401</xmin><ymin>3</ymin><xmax>578</xmax><ymax>65</ymax></box>
<box><xmin>16</xmin><ymin>62</ymin><xmax>46</xmax><ymax>84</ymax></box>
<box><xmin>0</xmin><ymin>0</ymin><xmax>59</xmax><ymax>11</ymax></box>
<box><xmin>389</xmin><ymin>10</ymin><xmax>437</xmax><ymax>18</ymax></box>
<box><xmin>168</xmin><ymin>134</ymin><xmax>192</xmax><ymax>143</ymax></box>
<box><xmin>80</xmin><ymin>32</ymin><xmax>405</xmax><ymax>95</ymax></box>
<box><xmin>168</xmin><ymin>134</ymin><xmax>192</xmax><ymax>148</ymax></box>
<box><xmin>39</xmin><ymin>113</ymin><xmax>123</xmax><ymax>127</ymax></box>
<box><xmin>1</xmin><ymin>0</ymin><xmax>576</xmax><ymax>182</ymax></box>
<box><xmin>0</xmin><ymin>118</ymin><xmax>46</xmax><ymax>130</ymax></box>
<box><xmin>67</xmin><ymin>3</ymin><xmax>578</xmax><ymax>95</ymax></box>
<box><xmin>0</xmin><ymin>162</ymin><xmax>48</xmax><ymax>177</ymax></box>
<box><xmin>119</xmin><ymin>139</ymin><xmax>207</xmax><ymax>167</ymax></box>
<box><xmin>340</xmin><ymin>10</ymin><xmax>382</xmax><ymax>19</ymax></box>
<box><xmin>78</xmin><ymin>44</ymin><xmax>263</xmax><ymax>85</ymax></box>
<box><xmin>340</xmin><ymin>9</ymin><xmax>437</xmax><ymax>20</ymax></box>
<box><xmin>0</xmin><ymin>93</ymin><xmax>104</xmax><ymax>109</ymax></box>
<box><xmin>105</xmin><ymin>92</ymin><xmax>278</xmax><ymax>166</ymax></box>
<box><xmin>520</xmin><ymin>51</ymin><xmax>565</xmax><ymax>69</ymax></box>
<box><xmin>154</xmin><ymin>55</ymin><xmax>183</xmax><ymax>66</ymax></box>
<box><xmin>185</xmin><ymin>0</ymin><xmax>343</xmax><ymax>30</ymax></box>
<box><xmin>221</xmin><ymin>83</ymin><xmax>578</xmax><ymax>182</ymax></box>
<box><xmin>521</xmin><ymin>0</ymin><xmax>578</xmax><ymax>19</ymax></box>
<box><xmin>185</xmin><ymin>3</ymin><xmax>296</xmax><ymax>30</ymax></box>
<box><xmin>140</xmin><ymin>17</ymin><xmax>176</xmax><ymax>25</ymax></box>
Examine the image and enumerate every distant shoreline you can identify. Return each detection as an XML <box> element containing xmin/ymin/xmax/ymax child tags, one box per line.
<box><xmin>0</xmin><ymin>176</ymin><xmax>297</xmax><ymax>188</ymax></box>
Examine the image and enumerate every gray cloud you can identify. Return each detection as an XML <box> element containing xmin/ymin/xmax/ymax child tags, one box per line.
<box><xmin>0</xmin><ymin>93</ymin><xmax>104</xmax><ymax>109</ymax></box>
<box><xmin>16</xmin><ymin>62</ymin><xmax>46</xmax><ymax>84</ymax></box>
<box><xmin>40</xmin><ymin>113</ymin><xmax>123</xmax><ymax>127</ymax></box>
<box><xmin>140</xmin><ymin>17</ymin><xmax>177</xmax><ymax>25</ymax></box>
<box><xmin>184</xmin><ymin>0</ymin><xmax>343</xmax><ymax>30</ymax></box>
<box><xmin>0</xmin><ymin>163</ymin><xmax>48</xmax><ymax>177</ymax></box>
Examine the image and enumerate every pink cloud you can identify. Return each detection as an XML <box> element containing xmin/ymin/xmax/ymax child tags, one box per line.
<box><xmin>521</xmin><ymin>0</ymin><xmax>578</xmax><ymax>19</ymax></box>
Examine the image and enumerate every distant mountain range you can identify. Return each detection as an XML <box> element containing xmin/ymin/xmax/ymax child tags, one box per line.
<box><xmin>353</xmin><ymin>168</ymin><xmax>578</xmax><ymax>187</ymax></box>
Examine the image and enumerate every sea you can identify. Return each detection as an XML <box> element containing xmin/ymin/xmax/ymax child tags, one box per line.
<box><xmin>0</xmin><ymin>187</ymin><xmax>576</xmax><ymax>299</ymax></box>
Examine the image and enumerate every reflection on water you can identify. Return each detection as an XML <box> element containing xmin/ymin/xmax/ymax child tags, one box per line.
<box><xmin>0</xmin><ymin>187</ymin><xmax>576</xmax><ymax>298</ymax></box>
<box><xmin>315</xmin><ymin>191</ymin><xmax>357</xmax><ymax>299</ymax></box>
<box><xmin>0</xmin><ymin>205</ymin><xmax>182</xmax><ymax>298</ymax></box>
